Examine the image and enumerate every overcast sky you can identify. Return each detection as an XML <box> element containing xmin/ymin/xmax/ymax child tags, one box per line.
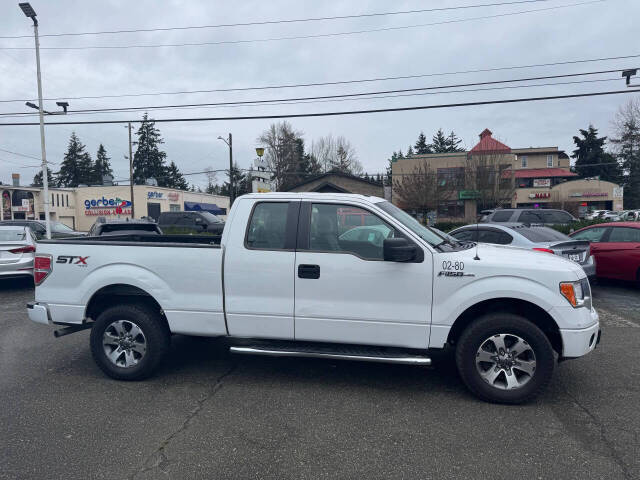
<box><xmin>1</xmin><ymin>0</ymin><xmax>638</xmax><ymax>189</ymax></box>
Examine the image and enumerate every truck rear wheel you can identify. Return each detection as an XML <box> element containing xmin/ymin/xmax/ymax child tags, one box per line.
<box><xmin>90</xmin><ymin>303</ymin><xmax>170</xmax><ymax>381</ymax></box>
<box><xmin>455</xmin><ymin>313</ymin><xmax>555</xmax><ymax>404</ymax></box>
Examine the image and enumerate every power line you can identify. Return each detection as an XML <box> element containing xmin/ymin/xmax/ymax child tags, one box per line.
<box><xmin>1</xmin><ymin>52</ymin><xmax>637</xmax><ymax>104</ymax></box>
<box><xmin>0</xmin><ymin>1</ymin><xmax>603</xmax><ymax>51</ymax></box>
<box><xmin>0</xmin><ymin>69</ymin><xmax>629</xmax><ymax>118</ymax></box>
<box><xmin>0</xmin><ymin>1</ymin><xmax>549</xmax><ymax>39</ymax></box>
<box><xmin>0</xmin><ymin>88</ymin><xmax>638</xmax><ymax>127</ymax></box>
<box><xmin>0</xmin><ymin>147</ymin><xmax>42</xmax><ymax>160</ymax></box>
<box><xmin>0</xmin><ymin>77</ymin><xmax>622</xmax><ymax>120</ymax></box>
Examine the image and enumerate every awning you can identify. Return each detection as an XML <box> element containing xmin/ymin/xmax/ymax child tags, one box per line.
<box><xmin>501</xmin><ymin>168</ymin><xmax>578</xmax><ymax>179</ymax></box>
<box><xmin>184</xmin><ymin>201</ymin><xmax>226</xmax><ymax>215</ymax></box>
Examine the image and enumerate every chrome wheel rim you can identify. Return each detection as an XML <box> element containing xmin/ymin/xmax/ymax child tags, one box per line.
<box><xmin>102</xmin><ymin>320</ymin><xmax>147</xmax><ymax>368</ymax></box>
<box><xmin>475</xmin><ymin>333</ymin><xmax>536</xmax><ymax>390</ymax></box>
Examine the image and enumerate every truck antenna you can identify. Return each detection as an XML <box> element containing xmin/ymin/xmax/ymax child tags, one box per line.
<box><xmin>473</xmin><ymin>214</ymin><xmax>480</xmax><ymax>261</ymax></box>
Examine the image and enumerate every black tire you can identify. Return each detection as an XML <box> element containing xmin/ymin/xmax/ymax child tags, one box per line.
<box><xmin>455</xmin><ymin>313</ymin><xmax>555</xmax><ymax>404</ymax></box>
<box><xmin>90</xmin><ymin>303</ymin><xmax>170</xmax><ymax>381</ymax></box>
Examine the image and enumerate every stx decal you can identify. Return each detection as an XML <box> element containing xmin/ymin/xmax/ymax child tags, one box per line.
<box><xmin>56</xmin><ymin>255</ymin><xmax>89</xmax><ymax>265</ymax></box>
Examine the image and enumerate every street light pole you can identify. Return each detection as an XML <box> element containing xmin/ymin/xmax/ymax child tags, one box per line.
<box><xmin>20</xmin><ymin>3</ymin><xmax>51</xmax><ymax>239</ymax></box>
<box><xmin>217</xmin><ymin>133</ymin><xmax>234</xmax><ymax>205</ymax></box>
<box><xmin>128</xmin><ymin>122</ymin><xmax>135</xmax><ymax>218</ymax></box>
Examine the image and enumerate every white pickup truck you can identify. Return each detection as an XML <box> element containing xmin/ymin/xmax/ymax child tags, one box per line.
<box><xmin>28</xmin><ymin>193</ymin><xmax>600</xmax><ymax>403</ymax></box>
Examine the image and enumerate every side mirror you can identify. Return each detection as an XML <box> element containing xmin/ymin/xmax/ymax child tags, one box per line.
<box><xmin>383</xmin><ymin>238</ymin><xmax>417</xmax><ymax>262</ymax></box>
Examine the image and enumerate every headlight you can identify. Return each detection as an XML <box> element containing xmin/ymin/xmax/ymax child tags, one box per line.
<box><xmin>559</xmin><ymin>278</ymin><xmax>592</xmax><ymax>309</ymax></box>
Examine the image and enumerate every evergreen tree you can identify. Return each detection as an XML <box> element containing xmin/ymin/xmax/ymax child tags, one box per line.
<box><xmin>32</xmin><ymin>167</ymin><xmax>56</xmax><ymax>187</ymax></box>
<box><xmin>572</xmin><ymin>125</ymin><xmax>621</xmax><ymax>182</ymax></box>
<box><xmin>133</xmin><ymin>113</ymin><xmax>168</xmax><ymax>186</ymax></box>
<box><xmin>57</xmin><ymin>132</ymin><xmax>93</xmax><ymax>187</ymax></box>
<box><xmin>431</xmin><ymin>128</ymin><xmax>449</xmax><ymax>153</ymax></box>
<box><xmin>445</xmin><ymin>131</ymin><xmax>465</xmax><ymax>152</ymax></box>
<box><xmin>220</xmin><ymin>163</ymin><xmax>246</xmax><ymax>198</ymax></box>
<box><xmin>164</xmin><ymin>161</ymin><xmax>188</xmax><ymax>190</ymax></box>
<box><xmin>611</xmin><ymin>100</ymin><xmax>640</xmax><ymax>208</ymax></box>
<box><xmin>406</xmin><ymin>145</ymin><xmax>414</xmax><ymax>157</ymax></box>
<box><xmin>414</xmin><ymin>132</ymin><xmax>431</xmax><ymax>154</ymax></box>
<box><xmin>93</xmin><ymin>144</ymin><xmax>113</xmax><ymax>184</ymax></box>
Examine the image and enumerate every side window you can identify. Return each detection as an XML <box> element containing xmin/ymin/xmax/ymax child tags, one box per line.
<box><xmin>246</xmin><ymin>202</ymin><xmax>289</xmax><ymax>250</ymax></box>
<box><xmin>571</xmin><ymin>227</ymin><xmax>609</xmax><ymax>242</ymax></box>
<box><xmin>491</xmin><ymin>211</ymin><xmax>513</xmax><ymax>222</ymax></box>
<box><xmin>451</xmin><ymin>230</ymin><xmax>474</xmax><ymax>241</ymax></box>
<box><xmin>309</xmin><ymin>204</ymin><xmax>395</xmax><ymax>260</ymax></box>
<box><xmin>542</xmin><ymin>211</ymin><xmax>572</xmax><ymax>223</ymax></box>
<box><xmin>518</xmin><ymin>210</ymin><xmax>544</xmax><ymax>223</ymax></box>
<box><xmin>478</xmin><ymin>229</ymin><xmax>512</xmax><ymax>245</ymax></box>
<box><xmin>608</xmin><ymin>227</ymin><xmax>640</xmax><ymax>243</ymax></box>
<box><xmin>176</xmin><ymin>214</ymin><xmax>193</xmax><ymax>227</ymax></box>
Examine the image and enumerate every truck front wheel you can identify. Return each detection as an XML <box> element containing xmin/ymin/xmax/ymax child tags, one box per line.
<box><xmin>90</xmin><ymin>303</ymin><xmax>170</xmax><ymax>381</ymax></box>
<box><xmin>455</xmin><ymin>313</ymin><xmax>555</xmax><ymax>404</ymax></box>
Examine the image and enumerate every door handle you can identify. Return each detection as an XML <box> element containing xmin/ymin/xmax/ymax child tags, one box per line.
<box><xmin>298</xmin><ymin>264</ymin><xmax>320</xmax><ymax>279</ymax></box>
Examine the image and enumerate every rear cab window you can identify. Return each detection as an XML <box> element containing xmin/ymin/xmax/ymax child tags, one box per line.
<box><xmin>246</xmin><ymin>202</ymin><xmax>294</xmax><ymax>250</ymax></box>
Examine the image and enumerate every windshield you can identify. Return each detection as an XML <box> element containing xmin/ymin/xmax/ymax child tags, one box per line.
<box><xmin>51</xmin><ymin>222</ymin><xmax>74</xmax><ymax>233</ymax></box>
<box><xmin>377</xmin><ymin>201</ymin><xmax>451</xmax><ymax>246</ymax></box>
<box><xmin>199</xmin><ymin>212</ymin><xmax>223</xmax><ymax>223</ymax></box>
<box><xmin>0</xmin><ymin>228</ymin><xmax>26</xmax><ymax>242</ymax></box>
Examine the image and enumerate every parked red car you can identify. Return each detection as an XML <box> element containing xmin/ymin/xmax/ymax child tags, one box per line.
<box><xmin>569</xmin><ymin>222</ymin><xmax>640</xmax><ymax>284</ymax></box>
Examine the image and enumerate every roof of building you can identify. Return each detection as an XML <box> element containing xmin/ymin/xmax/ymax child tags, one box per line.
<box><xmin>470</xmin><ymin>128</ymin><xmax>511</xmax><ymax>154</ymax></box>
<box><xmin>502</xmin><ymin>168</ymin><xmax>579</xmax><ymax>179</ymax></box>
<box><xmin>284</xmin><ymin>171</ymin><xmax>382</xmax><ymax>191</ymax></box>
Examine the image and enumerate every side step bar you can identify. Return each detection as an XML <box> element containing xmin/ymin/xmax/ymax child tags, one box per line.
<box><xmin>229</xmin><ymin>346</ymin><xmax>431</xmax><ymax>366</ymax></box>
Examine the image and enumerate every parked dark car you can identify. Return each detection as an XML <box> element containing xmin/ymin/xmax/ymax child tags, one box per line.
<box><xmin>158</xmin><ymin>211</ymin><xmax>225</xmax><ymax>235</ymax></box>
<box><xmin>0</xmin><ymin>220</ymin><xmax>84</xmax><ymax>239</ymax></box>
<box><xmin>87</xmin><ymin>219</ymin><xmax>162</xmax><ymax>236</ymax></box>
<box><xmin>481</xmin><ymin>208</ymin><xmax>578</xmax><ymax>226</ymax></box>
<box><xmin>570</xmin><ymin>222</ymin><xmax>640</xmax><ymax>284</ymax></box>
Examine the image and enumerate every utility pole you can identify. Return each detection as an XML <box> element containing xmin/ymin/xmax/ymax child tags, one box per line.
<box><xmin>217</xmin><ymin>133</ymin><xmax>234</xmax><ymax>205</ymax></box>
<box><xmin>128</xmin><ymin>122</ymin><xmax>135</xmax><ymax>218</ymax></box>
<box><xmin>228</xmin><ymin>133</ymin><xmax>233</xmax><ymax>204</ymax></box>
<box><xmin>20</xmin><ymin>3</ymin><xmax>51</xmax><ymax>239</ymax></box>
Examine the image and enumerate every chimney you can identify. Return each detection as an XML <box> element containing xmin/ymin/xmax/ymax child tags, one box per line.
<box><xmin>12</xmin><ymin>173</ymin><xmax>20</xmax><ymax>187</ymax></box>
<box><xmin>479</xmin><ymin>128</ymin><xmax>492</xmax><ymax>139</ymax></box>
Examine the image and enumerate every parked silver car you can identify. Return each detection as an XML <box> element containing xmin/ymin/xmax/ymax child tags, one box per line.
<box><xmin>449</xmin><ymin>223</ymin><xmax>595</xmax><ymax>277</ymax></box>
<box><xmin>481</xmin><ymin>208</ymin><xmax>578</xmax><ymax>225</ymax></box>
<box><xmin>0</xmin><ymin>226</ymin><xmax>36</xmax><ymax>280</ymax></box>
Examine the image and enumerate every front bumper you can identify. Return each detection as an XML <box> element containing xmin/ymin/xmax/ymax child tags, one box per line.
<box><xmin>559</xmin><ymin>307</ymin><xmax>600</xmax><ymax>358</ymax></box>
<box><xmin>27</xmin><ymin>302</ymin><xmax>50</xmax><ymax>325</ymax></box>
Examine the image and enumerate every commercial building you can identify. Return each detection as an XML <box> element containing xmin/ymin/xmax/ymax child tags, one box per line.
<box><xmin>392</xmin><ymin>128</ymin><xmax>623</xmax><ymax>222</ymax></box>
<box><xmin>1</xmin><ymin>174</ymin><xmax>229</xmax><ymax>232</ymax></box>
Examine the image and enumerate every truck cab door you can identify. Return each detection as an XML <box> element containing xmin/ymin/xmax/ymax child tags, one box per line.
<box><xmin>294</xmin><ymin>202</ymin><xmax>432</xmax><ymax>349</ymax></box>
<box><xmin>223</xmin><ymin>199</ymin><xmax>300</xmax><ymax>339</ymax></box>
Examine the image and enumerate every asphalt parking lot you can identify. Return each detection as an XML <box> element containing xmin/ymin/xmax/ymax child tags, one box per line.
<box><xmin>0</xmin><ymin>279</ymin><xmax>638</xmax><ymax>480</ymax></box>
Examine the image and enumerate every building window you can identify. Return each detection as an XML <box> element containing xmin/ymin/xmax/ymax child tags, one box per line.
<box><xmin>66</xmin><ymin>194</ymin><xmax>69</xmax><ymax>207</ymax></box>
<box><xmin>437</xmin><ymin>167</ymin><xmax>465</xmax><ymax>188</ymax></box>
<box><xmin>437</xmin><ymin>200</ymin><xmax>465</xmax><ymax>219</ymax></box>
<box><xmin>520</xmin><ymin>156</ymin><xmax>528</xmax><ymax>168</ymax></box>
<box><xmin>547</xmin><ymin>155</ymin><xmax>553</xmax><ymax>167</ymax></box>
<box><xmin>170</xmin><ymin>204</ymin><xmax>180</xmax><ymax>212</ymax></box>
<box><xmin>56</xmin><ymin>194</ymin><xmax>59</xmax><ymax>207</ymax></box>
<box><xmin>51</xmin><ymin>193</ymin><xmax>54</xmax><ymax>205</ymax></box>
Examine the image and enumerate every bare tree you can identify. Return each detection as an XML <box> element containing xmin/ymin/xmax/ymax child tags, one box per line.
<box><xmin>310</xmin><ymin>134</ymin><xmax>363</xmax><ymax>175</ymax></box>
<box><xmin>204</xmin><ymin>167</ymin><xmax>218</xmax><ymax>194</ymax></box>
<box><xmin>465</xmin><ymin>152</ymin><xmax>515</xmax><ymax>210</ymax></box>
<box><xmin>611</xmin><ymin>98</ymin><xmax>640</xmax><ymax>208</ymax></box>
<box><xmin>393</xmin><ymin>163</ymin><xmax>457</xmax><ymax>214</ymax></box>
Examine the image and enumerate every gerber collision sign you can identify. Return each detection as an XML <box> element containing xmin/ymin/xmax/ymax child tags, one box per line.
<box><xmin>83</xmin><ymin>196</ymin><xmax>132</xmax><ymax>216</ymax></box>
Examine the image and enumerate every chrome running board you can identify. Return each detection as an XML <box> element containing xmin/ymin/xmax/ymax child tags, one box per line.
<box><xmin>229</xmin><ymin>345</ymin><xmax>431</xmax><ymax>366</ymax></box>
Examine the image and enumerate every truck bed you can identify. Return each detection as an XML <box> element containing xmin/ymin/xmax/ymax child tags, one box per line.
<box><xmin>38</xmin><ymin>234</ymin><xmax>221</xmax><ymax>247</ymax></box>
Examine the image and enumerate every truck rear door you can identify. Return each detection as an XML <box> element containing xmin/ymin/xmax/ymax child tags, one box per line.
<box><xmin>223</xmin><ymin>199</ymin><xmax>300</xmax><ymax>339</ymax></box>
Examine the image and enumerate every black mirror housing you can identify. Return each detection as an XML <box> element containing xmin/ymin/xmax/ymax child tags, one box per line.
<box><xmin>383</xmin><ymin>237</ymin><xmax>417</xmax><ymax>262</ymax></box>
